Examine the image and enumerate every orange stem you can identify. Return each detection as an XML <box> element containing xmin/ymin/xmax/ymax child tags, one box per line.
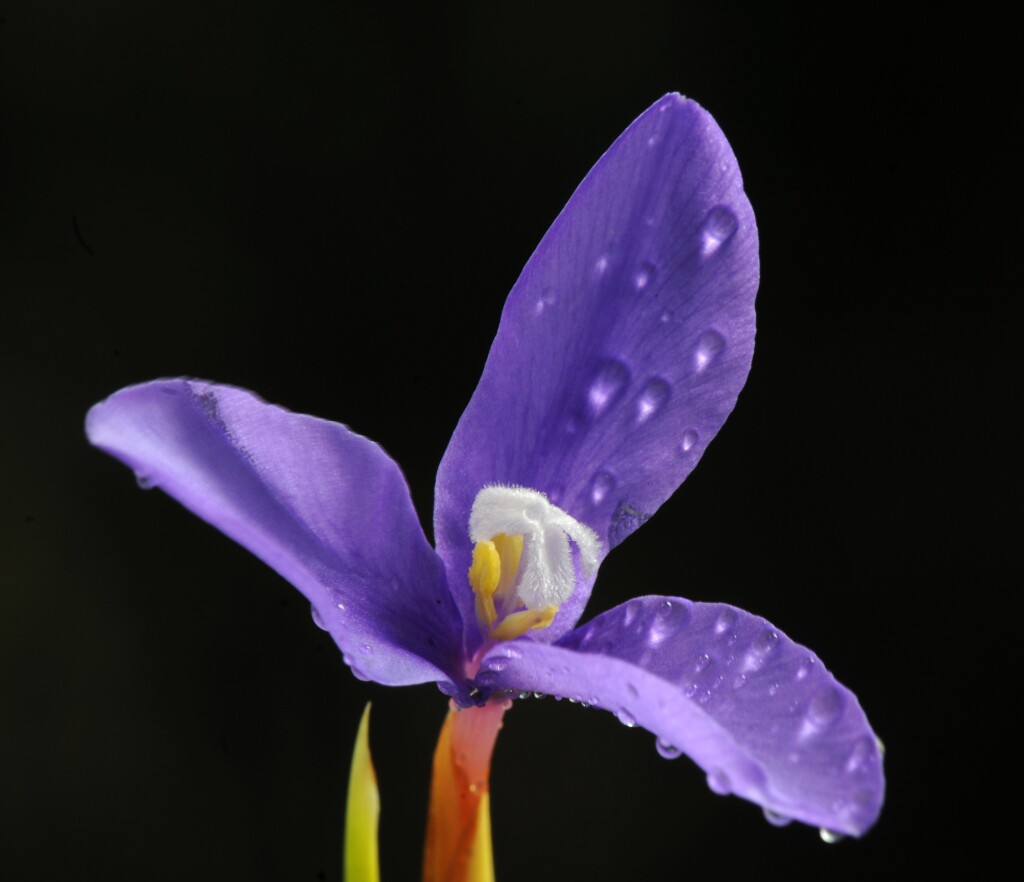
<box><xmin>422</xmin><ymin>698</ymin><xmax>510</xmax><ymax>882</ymax></box>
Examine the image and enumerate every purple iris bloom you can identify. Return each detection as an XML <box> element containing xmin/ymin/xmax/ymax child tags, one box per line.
<box><xmin>86</xmin><ymin>94</ymin><xmax>883</xmax><ymax>838</ymax></box>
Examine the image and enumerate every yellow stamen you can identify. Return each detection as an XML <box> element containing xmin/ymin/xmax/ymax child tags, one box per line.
<box><xmin>490</xmin><ymin>533</ymin><xmax>523</xmax><ymax>601</ymax></box>
<box><xmin>490</xmin><ymin>605</ymin><xmax>558</xmax><ymax>641</ymax></box>
<box><xmin>469</xmin><ymin>541</ymin><xmax>501</xmax><ymax>629</ymax></box>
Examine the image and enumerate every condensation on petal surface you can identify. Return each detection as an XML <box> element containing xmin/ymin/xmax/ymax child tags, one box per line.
<box><xmin>476</xmin><ymin>597</ymin><xmax>883</xmax><ymax>837</ymax></box>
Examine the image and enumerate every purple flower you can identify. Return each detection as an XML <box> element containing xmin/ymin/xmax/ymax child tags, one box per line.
<box><xmin>86</xmin><ymin>94</ymin><xmax>883</xmax><ymax>839</ymax></box>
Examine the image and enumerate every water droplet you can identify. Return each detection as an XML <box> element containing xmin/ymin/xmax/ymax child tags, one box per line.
<box><xmin>845</xmin><ymin>736</ymin><xmax>875</xmax><ymax>774</ymax></box>
<box><xmin>732</xmin><ymin>673</ymin><xmax>747</xmax><ymax>690</ymax></box>
<box><xmin>700</xmin><ymin>205</ymin><xmax>738</xmax><ymax>257</ymax></box>
<box><xmin>595</xmin><ymin>254</ymin><xmax>610</xmax><ymax>275</ymax></box>
<box><xmin>819</xmin><ymin>829</ymin><xmax>845</xmax><ymax>845</ymax></box>
<box><xmin>622</xmin><ymin>599</ymin><xmax>644</xmax><ymax>627</ymax></box>
<box><xmin>753</xmin><ymin>629</ymin><xmax>780</xmax><ymax>655</ymax></box>
<box><xmin>763</xmin><ymin>808</ymin><xmax>793</xmax><ymax>827</ymax></box>
<box><xmin>714</xmin><ymin>608</ymin><xmax>737</xmax><ymax>636</ymax></box>
<box><xmin>635</xmin><ymin>378</ymin><xmax>671</xmax><ymax>423</ymax></box>
<box><xmin>680</xmin><ymin>429</ymin><xmax>699</xmax><ymax>453</ymax></box>
<box><xmin>532</xmin><ymin>288</ymin><xmax>557</xmax><ymax>317</ymax></box>
<box><xmin>768</xmin><ymin>681</ymin><xmax>780</xmax><ymax>696</ymax></box>
<box><xmin>437</xmin><ymin>681</ymin><xmax>457</xmax><ymax>697</ymax></box>
<box><xmin>533</xmin><ymin>692</ymin><xmax>545</xmax><ymax>700</ymax></box>
<box><xmin>586</xmin><ymin>360</ymin><xmax>630</xmax><ymax>418</ymax></box>
<box><xmin>648</xmin><ymin>599</ymin><xmax>687</xmax><ymax>646</ymax></box>
<box><xmin>694</xmin><ymin>653</ymin><xmax>711</xmax><ymax>673</ymax></box>
<box><xmin>647</xmin><ymin>135</ymin><xmax>658</xmax><ymax>147</ymax></box>
<box><xmin>796</xmin><ymin>656</ymin><xmax>816</xmax><ymax>680</ymax></box>
<box><xmin>135</xmin><ymin>473</ymin><xmax>155</xmax><ymax>490</ymax></box>
<box><xmin>697</xmin><ymin>689</ymin><xmax>713</xmax><ymax>705</ymax></box>
<box><xmin>336</xmin><ymin>601</ymin><xmax>346</xmax><ymax>612</ymax></box>
<box><xmin>807</xmin><ymin>686</ymin><xmax>844</xmax><ymax>728</ymax></box>
<box><xmin>706</xmin><ymin>769</ymin><xmax>731</xmax><ymax>795</ymax></box>
<box><xmin>359</xmin><ymin>644</ymin><xmax>372</xmax><ymax>655</ymax></box>
<box><xmin>310</xmin><ymin>605</ymin><xmax>328</xmax><ymax>631</ymax></box>
<box><xmin>633</xmin><ymin>261</ymin><xmax>657</xmax><ymax>290</ymax></box>
<box><xmin>615</xmin><ymin>709</ymin><xmax>637</xmax><ymax>727</ymax></box>
<box><xmin>684</xmin><ymin>682</ymin><xmax>698</xmax><ymax>699</ymax></box>
<box><xmin>589</xmin><ymin>471</ymin><xmax>616</xmax><ymax>505</ymax></box>
<box><xmin>656</xmin><ymin>738</ymin><xmax>682</xmax><ymax>759</ymax></box>
<box><xmin>502</xmin><ymin>645</ymin><xmax>523</xmax><ymax>660</ymax></box>
<box><xmin>694</xmin><ymin>330</ymin><xmax>726</xmax><ymax>373</ymax></box>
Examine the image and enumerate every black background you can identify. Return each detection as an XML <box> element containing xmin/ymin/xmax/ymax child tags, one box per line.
<box><xmin>1</xmin><ymin>3</ymin><xmax>1009</xmax><ymax>880</ymax></box>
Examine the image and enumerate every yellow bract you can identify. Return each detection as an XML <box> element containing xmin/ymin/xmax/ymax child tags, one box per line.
<box><xmin>344</xmin><ymin>703</ymin><xmax>380</xmax><ymax>882</ymax></box>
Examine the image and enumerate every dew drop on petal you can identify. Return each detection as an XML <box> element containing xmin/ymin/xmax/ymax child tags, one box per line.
<box><xmin>586</xmin><ymin>359</ymin><xmax>630</xmax><ymax>418</ymax></box>
<box><xmin>753</xmin><ymin>629</ymin><xmax>780</xmax><ymax>655</ymax></box>
<box><xmin>648</xmin><ymin>599</ymin><xmax>687</xmax><ymax>646</ymax></box>
<box><xmin>819</xmin><ymin>829</ymin><xmax>846</xmax><ymax>845</ymax></box>
<box><xmin>310</xmin><ymin>604</ymin><xmax>327</xmax><ymax>631</ymax></box>
<box><xmin>694</xmin><ymin>330</ymin><xmax>726</xmax><ymax>373</ymax></box>
<box><xmin>633</xmin><ymin>262</ymin><xmax>656</xmax><ymax>290</ymax></box>
<box><xmin>532</xmin><ymin>288</ymin><xmax>556</xmax><ymax>317</ymax></box>
<box><xmin>694</xmin><ymin>653</ymin><xmax>711</xmax><ymax>673</ymax></box>
<box><xmin>656</xmin><ymin>739</ymin><xmax>682</xmax><ymax>760</ymax></box>
<box><xmin>595</xmin><ymin>254</ymin><xmax>610</xmax><ymax>275</ymax></box>
<box><xmin>845</xmin><ymin>735</ymin><xmax>875</xmax><ymax>774</ymax></box>
<box><xmin>615</xmin><ymin>709</ymin><xmax>637</xmax><ymax>728</ymax></box>
<box><xmin>680</xmin><ymin>429</ymin><xmax>699</xmax><ymax>453</ymax></box>
<box><xmin>359</xmin><ymin>644</ymin><xmax>372</xmax><ymax>655</ymax></box>
<box><xmin>807</xmin><ymin>685</ymin><xmax>844</xmax><ymax>729</ymax></box>
<box><xmin>589</xmin><ymin>471</ymin><xmax>616</xmax><ymax>506</ymax></box>
<box><xmin>135</xmin><ymin>473</ymin><xmax>155</xmax><ymax>490</ymax></box>
<box><xmin>635</xmin><ymin>378</ymin><xmax>671</xmax><ymax>423</ymax></box>
<box><xmin>700</xmin><ymin>205</ymin><xmax>738</xmax><ymax>257</ymax></box>
<box><xmin>706</xmin><ymin>769</ymin><xmax>731</xmax><ymax>795</ymax></box>
<box><xmin>714</xmin><ymin>608</ymin><xmax>737</xmax><ymax>636</ymax></box>
<box><xmin>796</xmin><ymin>656</ymin><xmax>816</xmax><ymax>681</ymax></box>
<box><xmin>622</xmin><ymin>599</ymin><xmax>644</xmax><ymax>627</ymax></box>
<box><xmin>763</xmin><ymin>809</ymin><xmax>793</xmax><ymax>828</ymax></box>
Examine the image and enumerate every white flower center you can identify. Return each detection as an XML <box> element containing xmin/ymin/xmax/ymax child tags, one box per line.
<box><xmin>469</xmin><ymin>485</ymin><xmax>601</xmax><ymax>610</ymax></box>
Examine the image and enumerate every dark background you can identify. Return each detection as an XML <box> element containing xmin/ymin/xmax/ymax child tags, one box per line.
<box><xmin>2</xmin><ymin>3</ymin><xmax>1009</xmax><ymax>880</ymax></box>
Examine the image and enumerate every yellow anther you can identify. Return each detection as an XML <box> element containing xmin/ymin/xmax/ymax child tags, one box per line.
<box><xmin>469</xmin><ymin>541</ymin><xmax>501</xmax><ymax>630</ymax></box>
<box><xmin>490</xmin><ymin>533</ymin><xmax>523</xmax><ymax>601</ymax></box>
<box><xmin>490</xmin><ymin>605</ymin><xmax>558</xmax><ymax>641</ymax></box>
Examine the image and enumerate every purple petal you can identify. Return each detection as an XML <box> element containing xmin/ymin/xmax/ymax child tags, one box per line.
<box><xmin>435</xmin><ymin>95</ymin><xmax>758</xmax><ymax>645</ymax></box>
<box><xmin>87</xmin><ymin>379</ymin><xmax>463</xmax><ymax>686</ymax></box>
<box><xmin>477</xmin><ymin>597</ymin><xmax>883</xmax><ymax>836</ymax></box>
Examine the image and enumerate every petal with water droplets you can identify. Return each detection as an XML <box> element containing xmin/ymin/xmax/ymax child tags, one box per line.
<box><xmin>87</xmin><ymin>379</ymin><xmax>462</xmax><ymax>686</ymax></box>
<box><xmin>435</xmin><ymin>94</ymin><xmax>759</xmax><ymax>650</ymax></box>
<box><xmin>476</xmin><ymin>596</ymin><xmax>884</xmax><ymax>836</ymax></box>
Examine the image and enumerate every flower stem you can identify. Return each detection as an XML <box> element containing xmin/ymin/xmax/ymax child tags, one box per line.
<box><xmin>422</xmin><ymin>697</ymin><xmax>510</xmax><ymax>882</ymax></box>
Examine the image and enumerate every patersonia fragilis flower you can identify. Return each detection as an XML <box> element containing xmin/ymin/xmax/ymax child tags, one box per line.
<box><xmin>86</xmin><ymin>94</ymin><xmax>884</xmax><ymax>878</ymax></box>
